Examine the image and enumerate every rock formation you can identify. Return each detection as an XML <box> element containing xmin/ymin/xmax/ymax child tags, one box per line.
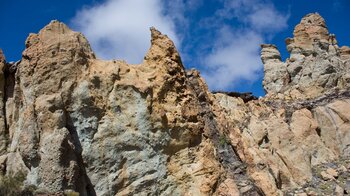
<box><xmin>0</xmin><ymin>13</ymin><xmax>349</xmax><ymax>196</ymax></box>
<box><xmin>263</xmin><ymin>13</ymin><xmax>350</xmax><ymax>99</ymax></box>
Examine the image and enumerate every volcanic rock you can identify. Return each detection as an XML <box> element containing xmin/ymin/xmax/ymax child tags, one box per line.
<box><xmin>0</xmin><ymin>13</ymin><xmax>350</xmax><ymax>196</ymax></box>
<box><xmin>263</xmin><ymin>13</ymin><xmax>349</xmax><ymax>99</ymax></box>
<box><xmin>0</xmin><ymin>20</ymin><xmax>229</xmax><ymax>196</ymax></box>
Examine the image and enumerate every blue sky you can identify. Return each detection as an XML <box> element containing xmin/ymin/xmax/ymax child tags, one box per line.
<box><xmin>0</xmin><ymin>0</ymin><xmax>349</xmax><ymax>96</ymax></box>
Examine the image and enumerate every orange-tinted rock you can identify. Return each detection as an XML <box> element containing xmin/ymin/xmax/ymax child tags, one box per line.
<box><xmin>1</xmin><ymin>12</ymin><xmax>350</xmax><ymax>196</ymax></box>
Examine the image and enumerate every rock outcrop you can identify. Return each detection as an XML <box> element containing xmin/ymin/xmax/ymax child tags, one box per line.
<box><xmin>263</xmin><ymin>13</ymin><xmax>350</xmax><ymax>99</ymax></box>
<box><xmin>0</xmin><ymin>13</ymin><xmax>349</xmax><ymax>196</ymax></box>
<box><xmin>220</xmin><ymin>12</ymin><xmax>350</xmax><ymax>195</ymax></box>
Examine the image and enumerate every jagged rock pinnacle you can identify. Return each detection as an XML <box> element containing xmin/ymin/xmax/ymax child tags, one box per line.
<box><xmin>262</xmin><ymin>13</ymin><xmax>350</xmax><ymax>99</ymax></box>
<box><xmin>24</xmin><ymin>20</ymin><xmax>95</xmax><ymax>60</ymax></box>
<box><xmin>1</xmin><ymin>13</ymin><xmax>350</xmax><ymax>196</ymax></box>
<box><xmin>261</xmin><ymin>44</ymin><xmax>289</xmax><ymax>93</ymax></box>
<box><xmin>25</xmin><ymin>20</ymin><xmax>72</xmax><ymax>48</ymax></box>
<box><xmin>150</xmin><ymin>26</ymin><xmax>162</xmax><ymax>42</ymax></box>
<box><xmin>286</xmin><ymin>13</ymin><xmax>332</xmax><ymax>54</ymax></box>
<box><xmin>145</xmin><ymin>27</ymin><xmax>183</xmax><ymax>68</ymax></box>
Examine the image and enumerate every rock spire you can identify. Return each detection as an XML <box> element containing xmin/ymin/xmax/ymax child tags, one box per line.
<box><xmin>0</xmin><ymin>13</ymin><xmax>350</xmax><ymax>195</ymax></box>
<box><xmin>262</xmin><ymin>13</ymin><xmax>350</xmax><ymax>99</ymax></box>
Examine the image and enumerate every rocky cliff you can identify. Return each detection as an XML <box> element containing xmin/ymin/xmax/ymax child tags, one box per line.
<box><xmin>0</xmin><ymin>13</ymin><xmax>349</xmax><ymax>196</ymax></box>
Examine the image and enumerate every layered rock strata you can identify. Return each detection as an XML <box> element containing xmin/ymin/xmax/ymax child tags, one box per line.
<box><xmin>0</xmin><ymin>13</ymin><xmax>349</xmax><ymax>196</ymax></box>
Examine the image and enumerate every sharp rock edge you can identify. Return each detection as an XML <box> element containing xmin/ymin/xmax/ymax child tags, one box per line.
<box><xmin>0</xmin><ymin>13</ymin><xmax>350</xmax><ymax>195</ymax></box>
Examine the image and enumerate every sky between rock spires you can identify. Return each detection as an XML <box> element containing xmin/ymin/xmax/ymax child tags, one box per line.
<box><xmin>0</xmin><ymin>0</ymin><xmax>349</xmax><ymax>96</ymax></box>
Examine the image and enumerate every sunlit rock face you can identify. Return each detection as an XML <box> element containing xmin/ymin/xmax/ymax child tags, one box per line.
<box><xmin>263</xmin><ymin>13</ymin><xmax>350</xmax><ymax>99</ymax></box>
<box><xmin>225</xmin><ymin>12</ymin><xmax>350</xmax><ymax>195</ymax></box>
<box><xmin>0</xmin><ymin>20</ymin><xmax>239</xmax><ymax>196</ymax></box>
<box><xmin>0</xmin><ymin>13</ymin><xmax>350</xmax><ymax>196</ymax></box>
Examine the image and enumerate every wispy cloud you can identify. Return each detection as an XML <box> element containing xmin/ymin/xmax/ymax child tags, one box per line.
<box><xmin>72</xmin><ymin>0</ymin><xmax>178</xmax><ymax>64</ymax></box>
<box><xmin>201</xmin><ymin>0</ymin><xmax>289</xmax><ymax>90</ymax></box>
<box><xmin>72</xmin><ymin>0</ymin><xmax>288</xmax><ymax>91</ymax></box>
<box><xmin>163</xmin><ymin>0</ymin><xmax>203</xmax><ymax>28</ymax></box>
<box><xmin>218</xmin><ymin>0</ymin><xmax>288</xmax><ymax>32</ymax></box>
<box><xmin>203</xmin><ymin>28</ymin><xmax>263</xmax><ymax>90</ymax></box>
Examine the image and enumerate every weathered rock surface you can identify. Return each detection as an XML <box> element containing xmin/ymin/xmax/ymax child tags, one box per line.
<box><xmin>226</xmin><ymin>12</ymin><xmax>350</xmax><ymax>195</ymax></box>
<box><xmin>263</xmin><ymin>13</ymin><xmax>350</xmax><ymax>99</ymax></box>
<box><xmin>0</xmin><ymin>13</ymin><xmax>349</xmax><ymax>196</ymax></box>
<box><xmin>0</xmin><ymin>21</ymin><xmax>241</xmax><ymax>196</ymax></box>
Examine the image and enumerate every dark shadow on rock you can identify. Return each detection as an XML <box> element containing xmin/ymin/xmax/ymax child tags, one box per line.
<box><xmin>65</xmin><ymin>110</ymin><xmax>97</xmax><ymax>196</ymax></box>
<box><xmin>212</xmin><ymin>91</ymin><xmax>258</xmax><ymax>103</ymax></box>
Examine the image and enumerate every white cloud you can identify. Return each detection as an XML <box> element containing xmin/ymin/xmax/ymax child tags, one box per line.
<box><xmin>202</xmin><ymin>28</ymin><xmax>263</xmax><ymax>90</ymax></box>
<box><xmin>71</xmin><ymin>0</ymin><xmax>288</xmax><ymax>92</ymax></box>
<box><xmin>202</xmin><ymin>0</ymin><xmax>288</xmax><ymax>90</ymax></box>
<box><xmin>221</xmin><ymin>0</ymin><xmax>289</xmax><ymax>32</ymax></box>
<box><xmin>72</xmin><ymin>0</ymin><xmax>178</xmax><ymax>64</ymax></box>
<box><xmin>164</xmin><ymin>0</ymin><xmax>203</xmax><ymax>26</ymax></box>
<box><xmin>247</xmin><ymin>6</ymin><xmax>288</xmax><ymax>32</ymax></box>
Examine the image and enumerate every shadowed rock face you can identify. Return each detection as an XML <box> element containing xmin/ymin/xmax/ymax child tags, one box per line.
<box><xmin>0</xmin><ymin>13</ymin><xmax>350</xmax><ymax>196</ymax></box>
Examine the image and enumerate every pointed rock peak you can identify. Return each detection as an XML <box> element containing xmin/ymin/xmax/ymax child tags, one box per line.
<box><xmin>145</xmin><ymin>27</ymin><xmax>183</xmax><ymax>68</ymax></box>
<box><xmin>24</xmin><ymin>20</ymin><xmax>95</xmax><ymax>60</ymax></box>
<box><xmin>39</xmin><ymin>20</ymin><xmax>73</xmax><ymax>36</ymax></box>
<box><xmin>295</xmin><ymin>13</ymin><xmax>329</xmax><ymax>40</ymax></box>
<box><xmin>25</xmin><ymin>20</ymin><xmax>74</xmax><ymax>48</ymax></box>
<box><xmin>299</xmin><ymin>13</ymin><xmax>327</xmax><ymax>28</ymax></box>
<box><xmin>150</xmin><ymin>27</ymin><xmax>162</xmax><ymax>42</ymax></box>
<box><xmin>287</xmin><ymin>13</ymin><xmax>332</xmax><ymax>53</ymax></box>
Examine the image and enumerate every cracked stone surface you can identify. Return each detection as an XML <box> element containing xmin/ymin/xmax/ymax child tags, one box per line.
<box><xmin>0</xmin><ymin>13</ymin><xmax>350</xmax><ymax>196</ymax></box>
